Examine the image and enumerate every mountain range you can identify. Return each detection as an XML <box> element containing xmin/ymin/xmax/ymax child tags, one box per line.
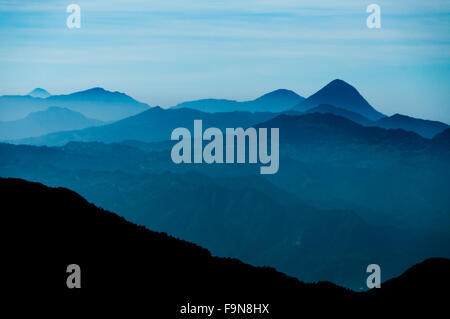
<box><xmin>374</xmin><ymin>113</ymin><xmax>449</xmax><ymax>138</ymax></box>
<box><xmin>173</xmin><ymin>88</ymin><xmax>304</xmax><ymax>113</ymax></box>
<box><xmin>2</xmin><ymin>80</ymin><xmax>447</xmax><ymax>144</ymax></box>
<box><xmin>0</xmin><ymin>107</ymin><xmax>103</xmax><ymax>140</ymax></box>
<box><xmin>304</xmin><ymin>106</ymin><xmax>448</xmax><ymax>138</ymax></box>
<box><xmin>10</xmin><ymin>105</ymin><xmax>431</xmax><ymax>148</ymax></box>
<box><xmin>0</xmin><ymin>87</ymin><xmax>149</xmax><ymax>122</ymax></box>
<box><xmin>10</xmin><ymin>108</ymin><xmax>449</xmax><ymax>148</ymax></box>
<box><xmin>1</xmin><ymin>79</ymin><xmax>449</xmax><ymax>292</ymax></box>
<box><xmin>1</xmin><ymin>109</ymin><xmax>449</xmax><ymax>289</ymax></box>
<box><xmin>11</xmin><ymin>107</ymin><xmax>277</xmax><ymax>146</ymax></box>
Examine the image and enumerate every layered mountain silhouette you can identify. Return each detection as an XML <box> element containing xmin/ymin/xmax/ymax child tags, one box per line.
<box><xmin>293</xmin><ymin>79</ymin><xmax>385</xmax><ymax>121</ymax></box>
<box><xmin>174</xmin><ymin>89</ymin><xmax>304</xmax><ymax>113</ymax></box>
<box><xmin>3</xmin><ymin>177</ymin><xmax>448</xmax><ymax>311</ymax></box>
<box><xmin>374</xmin><ymin>113</ymin><xmax>449</xmax><ymax>138</ymax></box>
<box><xmin>3</xmin><ymin>82</ymin><xmax>447</xmax><ymax>142</ymax></box>
<box><xmin>257</xmin><ymin>113</ymin><xmax>426</xmax><ymax>149</ymax></box>
<box><xmin>1</xmin><ymin>80</ymin><xmax>449</xmax><ymax>296</ymax></box>
<box><xmin>0</xmin><ymin>107</ymin><xmax>103</xmax><ymax>140</ymax></box>
<box><xmin>303</xmin><ymin>104</ymin><xmax>373</xmax><ymax>126</ymax></box>
<box><xmin>12</xmin><ymin>105</ymin><xmax>443</xmax><ymax>147</ymax></box>
<box><xmin>302</xmin><ymin>105</ymin><xmax>448</xmax><ymax>138</ymax></box>
<box><xmin>0</xmin><ymin>87</ymin><xmax>149</xmax><ymax>121</ymax></box>
<box><xmin>28</xmin><ymin>88</ymin><xmax>50</xmax><ymax>98</ymax></box>
<box><xmin>1</xmin><ymin>111</ymin><xmax>449</xmax><ymax>290</ymax></box>
<box><xmin>12</xmin><ymin>107</ymin><xmax>277</xmax><ymax>146</ymax></box>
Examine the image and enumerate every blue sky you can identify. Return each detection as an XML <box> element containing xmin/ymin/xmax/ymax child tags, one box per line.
<box><xmin>1</xmin><ymin>0</ymin><xmax>449</xmax><ymax>122</ymax></box>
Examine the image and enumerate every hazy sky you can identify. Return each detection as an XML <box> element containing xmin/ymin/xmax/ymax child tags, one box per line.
<box><xmin>1</xmin><ymin>0</ymin><xmax>449</xmax><ymax>122</ymax></box>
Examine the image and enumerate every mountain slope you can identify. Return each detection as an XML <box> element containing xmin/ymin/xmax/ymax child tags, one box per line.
<box><xmin>0</xmin><ymin>107</ymin><xmax>103</xmax><ymax>140</ymax></box>
<box><xmin>2</xmin><ymin>177</ymin><xmax>353</xmax><ymax>313</ymax></box>
<box><xmin>13</xmin><ymin>107</ymin><xmax>277</xmax><ymax>146</ymax></box>
<box><xmin>174</xmin><ymin>89</ymin><xmax>304</xmax><ymax>113</ymax></box>
<box><xmin>0</xmin><ymin>87</ymin><xmax>149</xmax><ymax>121</ymax></box>
<box><xmin>368</xmin><ymin>258</ymin><xmax>450</xmax><ymax>297</ymax></box>
<box><xmin>375</xmin><ymin>113</ymin><xmax>449</xmax><ymax>138</ymax></box>
<box><xmin>3</xmin><ymin>177</ymin><xmax>448</xmax><ymax>309</ymax></box>
<box><xmin>293</xmin><ymin>79</ymin><xmax>384</xmax><ymax>121</ymax></box>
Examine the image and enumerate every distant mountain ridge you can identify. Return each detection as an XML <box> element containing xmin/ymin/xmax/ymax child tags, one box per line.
<box><xmin>302</xmin><ymin>104</ymin><xmax>449</xmax><ymax>138</ymax></box>
<box><xmin>293</xmin><ymin>79</ymin><xmax>385</xmax><ymax>121</ymax></box>
<box><xmin>12</xmin><ymin>107</ymin><xmax>277</xmax><ymax>146</ymax></box>
<box><xmin>0</xmin><ymin>87</ymin><xmax>149</xmax><ymax>121</ymax></box>
<box><xmin>174</xmin><ymin>89</ymin><xmax>304</xmax><ymax>113</ymax></box>
<box><xmin>375</xmin><ymin>113</ymin><xmax>449</xmax><ymax>138</ymax></box>
<box><xmin>2</xmin><ymin>80</ymin><xmax>449</xmax><ymax>143</ymax></box>
<box><xmin>0</xmin><ymin>107</ymin><xmax>103</xmax><ymax>140</ymax></box>
<box><xmin>28</xmin><ymin>88</ymin><xmax>50</xmax><ymax>98</ymax></box>
<box><xmin>257</xmin><ymin>112</ymin><xmax>427</xmax><ymax>149</ymax></box>
<box><xmin>9</xmin><ymin>101</ymin><xmax>449</xmax><ymax>147</ymax></box>
<box><xmin>9</xmin><ymin>104</ymin><xmax>427</xmax><ymax>147</ymax></box>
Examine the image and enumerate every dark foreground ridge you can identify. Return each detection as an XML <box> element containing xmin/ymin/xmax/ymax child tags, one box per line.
<box><xmin>3</xmin><ymin>177</ymin><xmax>448</xmax><ymax>315</ymax></box>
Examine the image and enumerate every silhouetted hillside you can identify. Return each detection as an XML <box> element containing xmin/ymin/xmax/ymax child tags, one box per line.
<box><xmin>367</xmin><ymin>258</ymin><xmax>450</xmax><ymax>297</ymax></box>
<box><xmin>3</xmin><ymin>177</ymin><xmax>448</xmax><ymax>312</ymax></box>
<box><xmin>293</xmin><ymin>79</ymin><xmax>384</xmax><ymax>120</ymax></box>
<box><xmin>3</xmin><ymin>177</ymin><xmax>353</xmax><ymax>315</ymax></box>
<box><xmin>1</xmin><ymin>142</ymin><xmax>448</xmax><ymax>290</ymax></box>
